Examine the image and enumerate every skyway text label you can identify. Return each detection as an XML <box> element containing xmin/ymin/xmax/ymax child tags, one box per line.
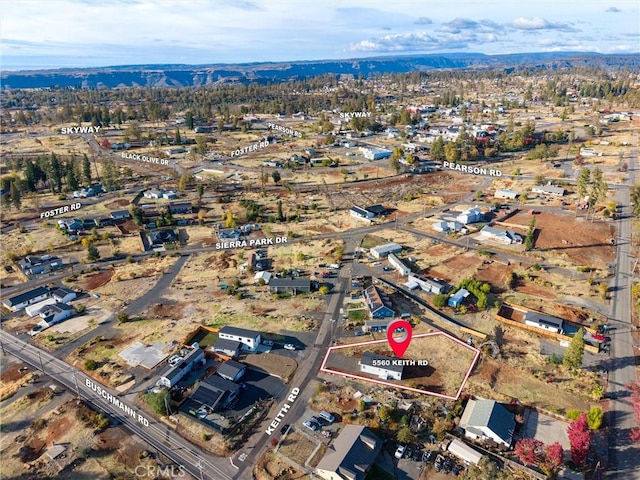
<box><xmin>60</xmin><ymin>126</ymin><xmax>101</xmax><ymax>134</ymax></box>
<box><xmin>340</xmin><ymin>111</ymin><xmax>371</xmax><ymax>119</ymax></box>
<box><xmin>85</xmin><ymin>378</ymin><xmax>150</xmax><ymax>427</ymax></box>
<box><xmin>442</xmin><ymin>161</ymin><xmax>502</xmax><ymax>177</ymax></box>
<box><xmin>265</xmin><ymin>387</ymin><xmax>299</xmax><ymax>435</ymax></box>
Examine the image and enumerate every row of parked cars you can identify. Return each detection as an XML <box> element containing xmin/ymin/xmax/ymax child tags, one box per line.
<box><xmin>303</xmin><ymin>410</ymin><xmax>335</xmax><ymax>435</ymax></box>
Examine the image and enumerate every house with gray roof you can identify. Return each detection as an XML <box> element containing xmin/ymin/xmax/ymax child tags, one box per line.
<box><xmin>459</xmin><ymin>399</ymin><xmax>515</xmax><ymax>448</ymax></box>
<box><xmin>359</xmin><ymin>352</ymin><xmax>404</xmax><ymax>380</ymax></box>
<box><xmin>216</xmin><ymin>360</ymin><xmax>246</xmax><ymax>382</ymax></box>
<box><xmin>363</xmin><ymin>285</ymin><xmax>394</xmax><ymax>318</ymax></box>
<box><xmin>218</xmin><ymin>326</ymin><xmax>261</xmax><ymax>352</ymax></box>
<box><xmin>315</xmin><ymin>425</ymin><xmax>382</xmax><ymax>480</ymax></box>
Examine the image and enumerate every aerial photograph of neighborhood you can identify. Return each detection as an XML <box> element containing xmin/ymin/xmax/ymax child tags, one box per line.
<box><xmin>1</xmin><ymin>1</ymin><xmax>639</xmax><ymax>479</ymax></box>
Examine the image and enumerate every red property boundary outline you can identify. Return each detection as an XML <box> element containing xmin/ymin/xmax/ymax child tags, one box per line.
<box><xmin>320</xmin><ymin>331</ymin><xmax>481</xmax><ymax>400</ymax></box>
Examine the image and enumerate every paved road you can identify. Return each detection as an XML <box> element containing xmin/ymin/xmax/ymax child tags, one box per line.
<box><xmin>605</xmin><ymin>140</ymin><xmax>639</xmax><ymax>480</ymax></box>
<box><xmin>0</xmin><ymin>330</ymin><xmax>235</xmax><ymax>480</ymax></box>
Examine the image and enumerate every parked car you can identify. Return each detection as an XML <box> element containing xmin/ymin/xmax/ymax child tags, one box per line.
<box><xmin>280</xmin><ymin>424</ymin><xmax>290</xmax><ymax>435</ymax></box>
<box><xmin>303</xmin><ymin>420</ymin><xmax>319</xmax><ymax>431</ymax></box>
<box><xmin>283</xmin><ymin>344</ymin><xmax>296</xmax><ymax>351</ymax></box>
<box><xmin>319</xmin><ymin>411</ymin><xmax>335</xmax><ymax>423</ymax></box>
<box><xmin>394</xmin><ymin>445</ymin><xmax>406</xmax><ymax>459</ymax></box>
<box><xmin>382</xmin><ymin>266</ymin><xmax>393</xmax><ymax>271</ymax></box>
<box><xmin>168</xmin><ymin>355</ymin><xmax>182</xmax><ymax>367</ymax></box>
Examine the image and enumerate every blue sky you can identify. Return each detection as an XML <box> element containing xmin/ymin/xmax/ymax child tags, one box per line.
<box><xmin>1</xmin><ymin>0</ymin><xmax>638</xmax><ymax>70</ymax></box>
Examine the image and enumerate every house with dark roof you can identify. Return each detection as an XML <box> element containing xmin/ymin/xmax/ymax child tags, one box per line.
<box><xmin>190</xmin><ymin>375</ymin><xmax>240</xmax><ymax>412</ymax></box>
<box><xmin>268</xmin><ymin>278</ymin><xmax>311</xmax><ymax>295</ymax></box>
<box><xmin>3</xmin><ymin>286</ymin><xmax>51</xmax><ymax>312</ymax></box>
<box><xmin>363</xmin><ymin>285</ymin><xmax>394</xmax><ymax>318</ymax></box>
<box><xmin>315</xmin><ymin>425</ymin><xmax>382</xmax><ymax>480</ymax></box>
<box><xmin>51</xmin><ymin>287</ymin><xmax>77</xmax><ymax>304</ymax></box>
<box><xmin>365</xmin><ymin>204</ymin><xmax>388</xmax><ymax>217</ymax></box>
<box><xmin>39</xmin><ymin>303</ymin><xmax>74</xmax><ymax>327</ymax></box>
<box><xmin>359</xmin><ymin>352</ymin><xmax>404</xmax><ymax>380</ymax></box>
<box><xmin>149</xmin><ymin>229</ymin><xmax>178</xmax><ymax>246</ymax></box>
<box><xmin>217</xmin><ymin>228</ymin><xmax>242</xmax><ymax>241</ymax></box>
<box><xmin>110</xmin><ymin>210</ymin><xmax>130</xmax><ymax>220</ymax></box>
<box><xmin>218</xmin><ymin>326</ymin><xmax>261</xmax><ymax>352</ymax></box>
<box><xmin>169</xmin><ymin>202</ymin><xmax>193</xmax><ymax>214</ymax></box>
<box><xmin>349</xmin><ymin>206</ymin><xmax>375</xmax><ymax>220</ymax></box>
<box><xmin>216</xmin><ymin>360</ymin><xmax>247</xmax><ymax>382</ymax></box>
<box><xmin>459</xmin><ymin>399</ymin><xmax>516</xmax><ymax>448</ymax></box>
<box><xmin>213</xmin><ymin>338</ymin><xmax>242</xmax><ymax>358</ymax></box>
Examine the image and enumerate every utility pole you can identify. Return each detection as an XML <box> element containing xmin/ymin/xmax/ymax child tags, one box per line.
<box><xmin>37</xmin><ymin>350</ymin><xmax>45</xmax><ymax>374</ymax></box>
<box><xmin>72</xmin><ymin>373</ymin><xmax>81</xmax><ymax>399</ymax></box>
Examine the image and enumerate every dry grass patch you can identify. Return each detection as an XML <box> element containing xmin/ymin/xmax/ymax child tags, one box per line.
<box><xmin>255</xmin><ymin>451</ymin><xmax>307</xmax><ymax>480</ymax></box>
<box><xmin>277</xmin><ymin>431</ymin><xmax>318</xmax><ymax>467</ymax></box>
<box><xmin>243</xmin><ymin>353</ymin><xmax>298</xmax><ymax>382</ymax></box>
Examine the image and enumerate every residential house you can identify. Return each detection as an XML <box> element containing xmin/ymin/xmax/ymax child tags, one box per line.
<box><xmin>212</xmin><ymin>338</ymin><xmax>241</xmax><ymax>358</ymax></box>
<box><xmin>3</xmin><ymin>286</ymin><xmax>51</xmax><ymax>312</ymax></box>
<box><xmin>363</xmin><ymin>285</ymin><xmax>394</xmax><ymax>318</ymax></box>
<box><xmin>408</xmin><ymin>275</ymin><xmax>446</xmax><ymax>294</ymax></box>
<box><xmin>25</xmin><ymin>298</ymin><xmax>57</xmax><ymax>317</ymax></box>
<box><xmin>531</xmin><ymin>184</ymin><xmax>565</xmax><ymax>197</ymax></box>
<box><xmin>359</xmin><ymin>352</ymin><xmax>404</xmax><ymax>380</ymax></box>
<box><xmin>523</xmin><ymin>311</ymin><xmax>564</xmax><ymax>334</ymax></box>
<box><xmin>254</xmin><ymin>271</ymin><xmax>272</xmax><ymax>284</ymax></box>
<box><xmin>217</xmin><ymin>229</ymin><xmax>242</xmax><ymax>241</ymax></box>
<box><xmin>51</xmin><ymin>287</ymin><xmax>77</xmax><ymax>304</ymax></box>
<box><xmin>387</xmin><ymin>253</ymin><xmax>411</xmax><ymax>276</ymax></box>
<box><xmin>365</xmin><ymin>205</ymin><xmax>388</xmax><ymax>217</ymax></box>
<box><xmin>448</xmin><ymin>288</ymin><xmax>470</xmax><ymax>308</ymax></box>
<box><xmin>190</xmin><ymin>375</ymin><xmax>240</xmax><ymax>412</ymax></box>
<box><xmin>364</xmin><ymin>317</ymin><xmax>395</xmax><ymax>333</ymax></box>
<box><xmin>432</xmin><ymin>220</ymin><xmax>464</xmax><ymax>233</ymax></box>
<box><xmin>39</xmin><ymin>303</ymin><xmax>74</xmax><ymax>327</ymax></box>
<box><xmin>315</xmin><ymin>425</ymin><xmax>382</xmax><ymax>480</ymax></box>
<box><xmin>456</xmin><ymin>207</ymin><xmax>483</xmax><ymax>225</ymax></box>
<box><xmin>494</xmin><ymin>189</ymin><xmax>518</xmax><ymax>200</ymax></box>
<box><xmin>169</xmin><ymin>202</ymin><xmax>193</xmax><ymax>214</ymax></box>
<box><xmin>149</xmin><ymin>230</ymin><xmax>178</xmax><ymax>246</ymax></box>
<box><xmin>218</xmin><ymin>326</ymin><xmax>261</xmax><ymax>352</ymax></box>
<box><xmin>110</xmin><ymin>210</ymin><xmax>131</xmax><ymax>221</ymax></box>
<box><xmin>459</xmin><ymin>399</ymin><xmax>516</xmax><ymax>448</ymax></box>
<box><xmin>216</xmin><ymin>360</ymin><xmax>247</xmax><ymax>382</ymax></box>
<box><xmin>158</xmin><ymin>347</ymin><xmax>205</xmax><ymax>388</ymax></box>
<box><xmin>360</xmin><ymin>147</ymin><xmax>392</xmax><ymax>161</ymax></box>
<box><xmin>162</xmin><ymin>191</ymin><xmax>179</xmax><ymax>200</ymax></box>
<box><xmin>268</xmin><ymin>278</ymin><xmax>311</xmax><ymax>295</ymax></box>
<box><xmin>144</xmin><ymin>189</ymin><xmax>165</xmax><ymax>199</ymax></box>
<box><xmin>447</xmin><ymin>439</ymin><xmax>483</xmax><ymax>465</ymax></box>
<box><xmin>370</xmin><ymin>243</ymin><xmax>403</xmax><ymax>259</ymax></box>
<box><xmin>479</xmin><ymin>226</ymin><xmax>523</xmax><ymax>245</ymax></box>
<box><xmin>349</xmin><ymin>206</ymin><xmax>375</xmax><ymax>220</ymax></box>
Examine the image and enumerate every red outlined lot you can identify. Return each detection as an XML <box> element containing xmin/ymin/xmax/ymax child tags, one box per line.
<box><xmin>320</xmin><ymin>331</ymin><xmax>480</xmax><ymax>400</ymax></box>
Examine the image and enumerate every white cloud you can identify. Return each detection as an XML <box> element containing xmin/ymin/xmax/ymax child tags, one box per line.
<box><xmin>606</xmin><ymin>6</ymin><xmax>621</xmax><ymax>12</ymax></box>
<box><xmin>414</xmin><ymin>17</ymin><xmax>433</xmax><ymax>25</ymax></box>
<box><xmin>510</xmin><ymin>17</ymin><xmax>579</xmax><ymax>32</ymax></box>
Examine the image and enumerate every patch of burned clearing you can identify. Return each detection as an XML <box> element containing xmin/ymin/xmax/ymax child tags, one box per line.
<box><xmin>82</xmin><ymin>268</ymin><xmax>114</xmax><ymax>290</ymax></box>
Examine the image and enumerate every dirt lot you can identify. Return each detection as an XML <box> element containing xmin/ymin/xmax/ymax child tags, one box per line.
<box><xmin>0</xmin><ymin>362</ymin><xmax>36</xmax><ymax>401</ymax></box>
<box><xmin>503</xmin><ymin>210</ymin><xmax>615</xmax><ymax>267</ymax></box>
<box><xmin>254</xmin><ymin>450</ymin><xmax>308</xmax><ymax>480</ymax></box>
<box><xmin>0</xmin><ymin>396</ymin><xmax>150</xmax><ymax>479</ymax></box>
<box><xmin>426</xmin><ymin>250</ymin><xmax>484</xmax><ymax>284</ymax></box>
<box><xmin>277</xmin><ymin>431</ymin><xmax>319</xmax><ymax>468</ymax></box>
<box><xmin>166</xmin><ymin>252</ymin><xmax>325</xmax><ymax>334</ymax></box>
<box><xmin>243</xmin><ymin>353</ymin><xmax>298</xmax><ymax>383</ymax></box>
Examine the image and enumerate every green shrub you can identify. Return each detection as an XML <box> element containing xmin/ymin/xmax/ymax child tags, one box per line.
<box><xmin>84</xmin><ymin>359</ymin><xmax>98</xmax><ymax>371</ymax></box>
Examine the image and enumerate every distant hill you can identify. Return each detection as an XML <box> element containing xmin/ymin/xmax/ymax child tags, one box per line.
<box><xmin>2</xmin><ymin>52</ymin><xmax>639</xmax><ymax>89</ymax></box>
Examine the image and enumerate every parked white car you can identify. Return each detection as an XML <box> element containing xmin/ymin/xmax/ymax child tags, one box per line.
<box><xmin>168</xmin><ymin>355</ymin><xmax>182</xmax><ymax>367</ymax></box>
<box><xmin>283</xmin><ymin>344</ymin><xmax>296</xmax><ymax>351</ymax></box>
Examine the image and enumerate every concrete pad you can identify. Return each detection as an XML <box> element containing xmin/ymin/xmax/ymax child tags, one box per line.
<box><xmin>522</xmin><ymin>409</ymin><xmax>570</xmax><ymax>450</ymax></box>
<box><xmin>47</xmin><ymin>315</ymin><xmax>90</xmax><ymax>334</ymax></box>
<box><xmin>119</xmin><ymin>341</ymin><xmax>168</xmax><ymax>369</ymax></box>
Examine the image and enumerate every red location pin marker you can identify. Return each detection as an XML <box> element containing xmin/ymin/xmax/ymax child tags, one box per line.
<box><xmin>387</xmin><ymin>320</ymin><xmax>413</xmax><ymax>358</ymax></box>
